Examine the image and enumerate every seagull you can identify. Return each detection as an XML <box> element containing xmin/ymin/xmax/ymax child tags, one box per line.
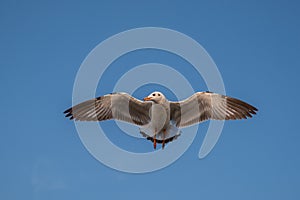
<box><xmin>64</xmin><ymin>91</ymin><xmax>257</xmax><ymax>149</ymax></box>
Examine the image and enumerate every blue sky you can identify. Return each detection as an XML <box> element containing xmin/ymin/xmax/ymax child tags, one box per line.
<box><xmin>1</xmin><ymin>0</ymin><xmax>300</xmax><ymax>199</ymax></box>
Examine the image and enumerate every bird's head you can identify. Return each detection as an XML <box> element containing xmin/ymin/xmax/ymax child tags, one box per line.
<box><xmin>143</xmin><ymin>91</ymin><xmax>165</xmax><ymax>104</ymax></box>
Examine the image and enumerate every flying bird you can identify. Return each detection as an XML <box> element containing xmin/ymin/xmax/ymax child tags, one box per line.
<box><xmin>64</xmin><ymin>91</ymin><xmax>257</xmax><ymax>149</ymax></box>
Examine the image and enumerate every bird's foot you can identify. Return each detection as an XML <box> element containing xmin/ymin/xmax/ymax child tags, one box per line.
<box><xmin>153</xmin><ymin>138</ymin><xmax>156</xmax><ymax>149</ymax></box>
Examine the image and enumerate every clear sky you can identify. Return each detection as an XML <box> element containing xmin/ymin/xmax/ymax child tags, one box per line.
<box><xmin>1</xmin><ymin>0</ymin><xmax>300</xmax><ymax>199</ymax></box>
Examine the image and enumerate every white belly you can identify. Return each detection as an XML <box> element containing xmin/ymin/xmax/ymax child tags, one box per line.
<box><xmin>152</xmin><ymin>104</ymin><xmax>168</xmax><ymax>132</ymax></box>
<box><xmin>139</xmin><ymin>103</ymin><xmax>181</xmax><ymax>141</ymax></box>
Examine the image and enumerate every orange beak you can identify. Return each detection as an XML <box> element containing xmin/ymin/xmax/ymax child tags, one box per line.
<box><xmin>143</xmin><ymin>97</ymin><xmax>152</xmax><ymax>101</ymax></box>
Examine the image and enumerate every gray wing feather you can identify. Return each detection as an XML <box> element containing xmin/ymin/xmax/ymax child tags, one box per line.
<box><xmin>64</xmin><ymin>93</ymin><xmax>152</xmax><ymax>126</ymax></box>
<box><xmin>170</xmin><ymin>92</ymin><xmax>258</xmax><ymax>127</ymax></box>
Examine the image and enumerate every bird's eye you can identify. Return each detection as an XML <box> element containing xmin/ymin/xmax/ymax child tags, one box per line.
<box><xmin>158</xmin><ymin>93</ymin><xmax>161</xmax><ymax>96</ymax></box>
<box><xmin>153</xmin><ymin>94</ymin><xmax>156</xmax><ymax>96</ymax></box>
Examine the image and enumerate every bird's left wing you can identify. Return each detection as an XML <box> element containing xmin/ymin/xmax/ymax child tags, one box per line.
<box><xmin>64</xmin><ymin>92</ymin><xmax>152</xmax><ymax>126</ymax></box>
<box><xmin>170</xmin><ymin>92</ymin><xmax>258</xmax><ymax>127</ymax></box>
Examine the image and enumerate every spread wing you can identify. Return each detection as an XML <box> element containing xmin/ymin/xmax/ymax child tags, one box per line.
<box><xmin>170</xmin><ymin>92</ymin><xmax>258</xmax><ymax>127</ymax></box>
<box><xmin>64</xmin><ymin>92</ymin><xmax>152</xmax><ymax>126</ymax></box>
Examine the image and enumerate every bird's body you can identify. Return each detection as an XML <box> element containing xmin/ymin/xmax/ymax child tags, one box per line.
<box><xmin>149</xmin><ymin>100</ymin><xmax>169</xmax><ymax>132</ymax></box>
<box><xmin>139</xmin><ymin>100</ymin><xmax>177</xmax><ymax>149</ymax></box>
<box><xmin>64</xmin><ymin>91</ymin><xmax>258</xmax><ymax>149</ymax></box>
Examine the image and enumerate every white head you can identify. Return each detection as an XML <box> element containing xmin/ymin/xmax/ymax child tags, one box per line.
<box><xmin>143</xmin><ymin>91</ymin><xmax>166</xmax><ymax>104</ymax></box>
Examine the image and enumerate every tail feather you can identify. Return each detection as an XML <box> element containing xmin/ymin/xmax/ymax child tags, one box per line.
<box><xmin>139</xmin><ymin>124</ymin><xmax>181</xmax><ymax>146</ymax></box>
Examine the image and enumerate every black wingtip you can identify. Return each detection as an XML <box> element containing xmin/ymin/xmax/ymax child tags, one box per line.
<box><xmin>65</xmin><ymin>112</ymin><xmax>72</xmax><ymax>117</ymax></box>
<box><xmin>63</xmin><ymin>108</ymin><xmax>72</xmax><ymax>114</ymax></box>
<box><xmin>63</xmin><ymin>107</ymin><xmax>75</xmax><ymax>120</ymax></box>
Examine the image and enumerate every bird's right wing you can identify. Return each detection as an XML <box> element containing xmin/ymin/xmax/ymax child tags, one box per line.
<box><xmin>64</xmin><ymin>92</ymin><xmax>152</xmax><ymax>126</ymax></box>
<box><xmin>170</xmin><ymin>92</ymin><xmax>258</xmax><ymax>127</ymax></box>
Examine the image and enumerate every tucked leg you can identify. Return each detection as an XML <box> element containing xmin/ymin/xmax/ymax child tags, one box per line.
<box><xmin>162</xmin><ymin>129</ymin><xmax>166</xmax><ymax>149</ymax></box>
<box><xmin>153</xmin><ymin>136</ymin><xmax>156</xmax><ymax>149</ymax></box>
<box><xmin>154</xmin><ymin>128</ymin><xmax>157</xmax><ymax>149</ymax></box>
